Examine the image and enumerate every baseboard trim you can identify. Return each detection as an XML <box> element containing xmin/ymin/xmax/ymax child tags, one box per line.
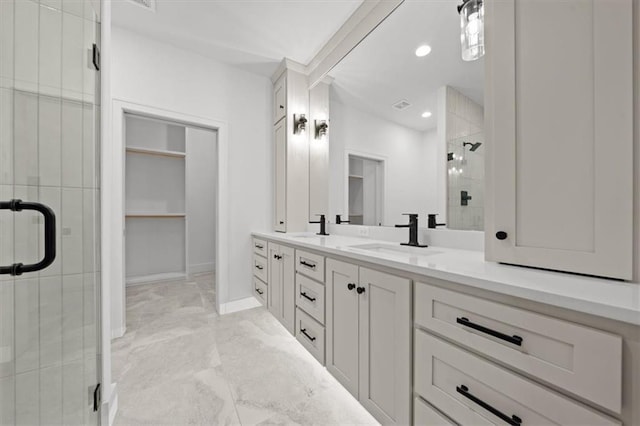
<box><xmin>219</xmin><ymin>296</ymin><xmax>261</xmax><ymax>315</ymax></box>
<box><xmin>189</xmin><ymin>262</ymin><xmax>215</xmax><ymax>275</ymax></box>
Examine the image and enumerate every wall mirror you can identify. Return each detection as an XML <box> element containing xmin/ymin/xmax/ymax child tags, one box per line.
<box><xmin>326</xmin><ymin>0</ymin><xmax>485</xmax><ymax>230</ymax></box>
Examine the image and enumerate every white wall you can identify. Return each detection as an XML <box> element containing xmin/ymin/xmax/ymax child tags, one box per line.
<box><xmin>109</xmin><ymin>27</ymin><xmax>272</xmax><ymax>335</ymax></box>
<box><xmin>186</xmin><ymin>127</ymin><xmax>217</xmax><ymax>274</ymax></box>
<box><xmin>329</xmin><ymin>97</ymin><xmax>439</xmax><ymax>227</ymax></box>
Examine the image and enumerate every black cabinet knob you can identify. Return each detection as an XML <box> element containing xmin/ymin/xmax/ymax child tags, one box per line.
<box><xmin>356</xmin><ymin>286</ymin><xmax>365</xmax><ymax>294</ymax></box>
<box><xmin>347</xmin><ymin>283</ymin><xmax>356</xmax><ymax>290</ymax></box>
<box><xmin>496</xmin><ymin>231</ymin><xmax>508</xmax><ymax>240</ymax></box>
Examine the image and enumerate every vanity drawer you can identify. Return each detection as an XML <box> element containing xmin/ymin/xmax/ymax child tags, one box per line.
<box><xmin>295</xmin><ymin>307</ymin><xmax>325</xmax><ymax>365</ymax></box>
<box><xmin>414</xmin><ymin>282</ymin><xmax>622</xmax><ymax>413</ymax></box>
<box><xmin>295</xmin><ymin>249</ymin><xmax>325</xmax><ymax>282</ymax></box>
<box><xmin>253</xmin><ymin>277</ymin><xmax>267</xmax><ymax>306</ymax></box>
<box><xmin>253</xmin><ymin>237</ymin><xmax>268</xmax><ymax>257</ymax></box>
<box><xmin>253</xmin><ymin>254</ymin><xmax>268</xmax><ymax>282</ymax></box>
<box><xmin>415</xmin><ymin>330</ymin><xmax>619</xmax><ymax>426</ymax></box>
<box><xmin>414</xmin><ymin>397</ymin><xmax>455</xmax><ymax>426</ymax></box>
<box><xmin>296</xmin><ymin>273</ymin><xmax>325</xmax><ymax>325</ymax></box>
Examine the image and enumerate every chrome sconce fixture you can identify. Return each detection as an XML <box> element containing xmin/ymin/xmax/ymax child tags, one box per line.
<box><xmin>314</xmin><ymin>120</ymin><xmax>328</xmax><ymax>139</ymax></box>
<box><xmin>293</xmin><ymin>114</ymin><xmax>307</xmax><ymax>135</ymax></box>
<box><xmin>457</xmin><ymin>0</ymin><xmax>484</xmax><ymax>61</ymax></box>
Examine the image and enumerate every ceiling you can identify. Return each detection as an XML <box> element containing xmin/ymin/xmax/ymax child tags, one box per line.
<box><xmin>112</xmin><ymin>0</ymin><xmax>363</xmax><ymax>76</ymax></box>
<box><xmin>328</xmin><ymin>0</ymin><xmax>484</xmax><ymax>132</ymax></box>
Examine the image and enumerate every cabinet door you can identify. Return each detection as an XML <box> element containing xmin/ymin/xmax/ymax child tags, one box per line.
<box><xmin>326</xmin><ymin>259</ymin><xmax>360</xmax><ymax>398</ymax></box>
<box><xmin>280</xmin><ymin>245</ymin><xmax>295</xmax><ymax>334</ymax></box>
<box><xmin>268</xmin><ymin>243</ymin><xmax>281</xmax><ymax>318</ymax></box>
<box><xmin>485</xmin><ymin>0</ymin><xmax>633</xmax><ymax>279</ymax></box>
<box><xmin>273</xmin><ymin>74</ymin><xmax>286</xmax><ymax>124</ymax></box>
<box><xmin>359</xmin><ymin>267</ymin><xmax>411</xmax><ymax>425</ymax></box>
<box><xmin>274</xmin><ymin>120</ymin><xmax>286</xmax><ymax>232</ymax></box>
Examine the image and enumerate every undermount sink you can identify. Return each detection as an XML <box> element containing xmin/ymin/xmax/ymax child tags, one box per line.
<box><xmin>348</xmin><ymin>243</ymin><xmax>441</xmax><ymax>258</ymax></box>
<box><xmin>290</xmin><ymin>234</ymin><xmax>323</xmax><ymax>239</ymax></box>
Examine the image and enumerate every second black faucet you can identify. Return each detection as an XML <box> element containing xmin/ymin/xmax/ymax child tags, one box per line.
<box><xmin>395</xmin><ymin>214</ymin><xmax>428</xmax><ymax>247</ymax></box>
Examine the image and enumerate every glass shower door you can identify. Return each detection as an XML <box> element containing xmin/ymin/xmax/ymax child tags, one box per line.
<box><xmin>0</xmin><ymin>0</ymin><xmax>102</xmax><ymax>424</ymax></box>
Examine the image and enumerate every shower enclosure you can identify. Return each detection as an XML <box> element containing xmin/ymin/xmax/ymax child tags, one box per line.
<box><xmin>0</xmin><ymin>0</ymin><xmax>102</xmax><ymax>423</ymax></box>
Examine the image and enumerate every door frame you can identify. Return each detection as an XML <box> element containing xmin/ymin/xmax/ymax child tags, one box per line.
<box><xmin>106</xmin><ymin>99</ymin><xmax>228</xmax><ymax>337</ymax></box>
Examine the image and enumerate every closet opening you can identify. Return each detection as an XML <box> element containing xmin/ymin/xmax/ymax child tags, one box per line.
<box><xmin>123</xmin><ymin>113</ymin><xmax>218</xmax><ymax>307</ymax></box>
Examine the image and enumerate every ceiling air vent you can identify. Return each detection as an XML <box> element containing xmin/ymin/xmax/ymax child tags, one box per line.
<box><xmin>392</xmin><ymin>99</ymin><xmax>412</xmax><ymax>111</ymax></box>
<box><xmin>127</xmin><ymin>0</ymin><xmax>156</xmax><ymax>11</ymax></box>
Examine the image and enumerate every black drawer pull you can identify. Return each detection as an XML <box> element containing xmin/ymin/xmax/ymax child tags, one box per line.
<box><xmin>456</xmin><ymin>385</ymin><xmax>522</xmax><ymax>426</ymax></box>
<box><xmin>273</xmin><ymin>254</ymin><xmax>282</xmax><ymax>260</ymax></box>
<box><xmin>347</xmin><ymin>283</ymin><xmax>356</xmax><ymax>290</ymax></box>
<box><xmin>255</xmin><ymin>288</ymin><xmax>264</xmax><ymax>295</ymax></box>
<box><xmin>255</xmin><ymin>244</ymin><xmax>264</xmax><ymax>249</ymax></box>
<box><xmin>300</xmin><ymin>328</ymin><xmax>316</xmax><ymax>341</ymax></box>
<box><xmin>255</xmin><ymin>264</ymin><xmax>264</xmax><ymax>270</ymax></box>
<box><xmin>356</xmin><ymin>286</ymin><xmax>365</xmax><ymax>294</ymax></box>
<box><xmin>456</xmin><ymin>317</ymin><xmax>523</xmax><ymax>347</ymax></box>
<box><xmin>299</xmin><ymin>260</ymin><xmax>316</xmax><ymax>269</ymax></box>
<box><xmin>300</xmin><ymin>291</ymin><xmax>316</xmax><ymax>302</ymax></box>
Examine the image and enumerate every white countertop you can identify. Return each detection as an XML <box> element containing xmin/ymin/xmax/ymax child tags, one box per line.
<box><xmin>252</xmin><ymin>231</ymin><xmax>640</xmax><ymax>326</ymax></box>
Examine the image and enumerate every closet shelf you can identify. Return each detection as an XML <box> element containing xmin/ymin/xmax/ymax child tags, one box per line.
<box><xmin>125</xmin><ymin>213</ymin><xmax>186</xmax><ymax>218</ymax></box>
<box><xmin>126</xmin><ymin>146</ymin><xmax>186</xmax><ymax>158</ymax></box>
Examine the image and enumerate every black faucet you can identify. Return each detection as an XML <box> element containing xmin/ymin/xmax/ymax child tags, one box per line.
<box><xmin>336</xmin><ymin>214</ymin><xmax>350</xmax><ymax>225</ymax></box>
<box><xmin>310</xmin><ymin>214</ymin><xmax>329</xmax><ymax>236</ymax></box>
<box><xmin>395</xmin><ymin>214</ymin><xmax>428</xmax><ymax>247</ymax></box>
<box><xmin>427</xmin><ymin>214</ymin><xmax>446</xmax><ymax>229</ymax></box>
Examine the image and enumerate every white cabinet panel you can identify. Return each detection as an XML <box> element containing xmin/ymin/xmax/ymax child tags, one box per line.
<box><xmin>485</xmin><ymin>0</ymin><xmax>633</xmax><ymax>279</ymax></box>
<box><xmin>295</xmin><ymin>249</ymin><xmax>324</xmax><ymax>282</ymax></box>
<box><xmin>267</xmin><ymin>242</ymin><xmax>295</xmax><ymax>334</ymax></box>
<box><xmin>295</xmin><ymin>272</ymin><xmax>325</xmax><ymax>325</ymax></box>
<box><xmin>253</xmin><ymin>277</ymin><xmax>267</xmax><ymax>306</ymax></box>
<box><xmin>359</xmin><ymin>267</ymin><xmax>411</xmax><ymax>426</ymax></box>
<box><xmin>415</xmin><ymin>282</ymin><xmax>622</xmax><ymax>413</ymax></box>
<box><xmin>268</xmin><ymin>243</ymin><xmax>282</xmax><ymax>319</ymax></box>
<box><xmin>414</xmin><ymin>397</ymin><xmax>455</xmax><ymax>426</ymax></box>
<box><xmin>252</xmin><ymin>254</ymin><xmax>267</xmax><ymax>283</ymax></box>
<box><xmin>273</xmin><ymin>74</ymin><xmax>286</xmax><ymax>124</ymax></box>
<box><xmin>252</xmin><ymin>237</ymin><xmax>267</xmax><ymax>257</ymax></box>
<box><xmin>415</xmin><ymin>330</ymin><xmax>619</xmax><ymax>426</ymax></box>
<box><xmin>295</xmin><ymin>307</ymin><xmax>325</xmax><ymax>365</ymax></box>
<box><xmin>326</xmin><ymin>258</ymin><xmax>359</xmax><ymax>398</ymax></box>
<box><xmin>274</xmin><ymin>120</ymin><xmax>286</xmax><ymax>232</ymax></box>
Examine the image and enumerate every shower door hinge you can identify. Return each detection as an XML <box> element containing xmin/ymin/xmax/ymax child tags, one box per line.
<box><xmin>92</xmin><ymin>383</ymin><xmax>101</xmax><ymax>412</ymax></box>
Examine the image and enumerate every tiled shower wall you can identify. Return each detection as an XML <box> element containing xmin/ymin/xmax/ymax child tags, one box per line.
<box><xmin>0</xmin><ymin>0</ymin><xmax>101</xmax><ymax>424</ymax></box>
<box><xmin>446</xmin><ymin>86</ymin><xmax>484</xmax><ymax>231</ymax></box>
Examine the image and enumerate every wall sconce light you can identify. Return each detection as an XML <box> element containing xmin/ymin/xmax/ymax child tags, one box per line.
<box><xmin>293</xmin><ymin>114</ymin><xmax>307</xmax><ymax>135</ymax></box>
<box><xmin>457</xmin><ymin>0</ymin><xmax>484</xmax><ymax>61</ymax></box>
<box><xmin>315</xmin><ymin>120</ymin><xmax>328</xmax><ymax>139</ymax></box>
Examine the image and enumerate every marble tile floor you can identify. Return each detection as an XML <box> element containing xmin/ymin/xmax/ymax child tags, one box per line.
<box><xmin>113</xmin><ymin>273</ymin><xmax>379</xmax><ymax>425</ymax></box>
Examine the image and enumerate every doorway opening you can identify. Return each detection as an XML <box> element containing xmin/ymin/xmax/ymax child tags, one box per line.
<box><xmin>347</xmin><ymin>154</ymin><xmax>384</xmax><ymax>226</ymax></box>
<box><xmin>123</xmin><ymin>113</ymin><xmax>218</xmax><ymax>300</ymax></box>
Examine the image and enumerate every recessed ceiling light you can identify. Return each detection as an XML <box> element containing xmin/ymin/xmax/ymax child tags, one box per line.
<box><xmin>415</xmin><ymin>45</ymin><xmax>432</xmax><ymax>57</ymax></box>
<box><xmin>421</xmin><ymin>111</ymin><xmax>432</xmax><ymax>118</ymax></box>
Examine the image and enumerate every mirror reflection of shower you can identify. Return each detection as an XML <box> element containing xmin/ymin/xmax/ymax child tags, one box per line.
<box><xmin>463</xmin><ymin>141</ymin><xmax>482</xmax><ymax>152</ymax></box>
<box><xmin>449</xmin><ymin>141</ymin><xmax>482</xmax><ymax>176</ymax></box>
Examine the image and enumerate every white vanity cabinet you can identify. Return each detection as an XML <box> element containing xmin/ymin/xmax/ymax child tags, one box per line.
<box><xmin>485</xmin><ymin>0</ymin><xmax>634</xmax><ymax>279</ymax></box>
<box><xmin>271</xmin><ymin>63</ymin><xmax>310</xmax><ymax>233</ymax></box>
<box><xmin>414</xmin><ymin>281</ymin><xmax>623</xmax><ymax>425</ymax></box>
<box><xmin>326</xmin><ymin>258</ymin><xmax>411</xmax><ymax>425</ymax></box>
<box><xmin>267</xmin><ymin>242</ymin><xmax>295</xmax><ymax>333</ymax></box>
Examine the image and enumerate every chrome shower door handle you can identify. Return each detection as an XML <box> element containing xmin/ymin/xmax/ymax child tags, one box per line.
<box><xmin>0</xmin><ymin>199</ymin><xmax>56</xmax><ymax>276</ymax></box>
